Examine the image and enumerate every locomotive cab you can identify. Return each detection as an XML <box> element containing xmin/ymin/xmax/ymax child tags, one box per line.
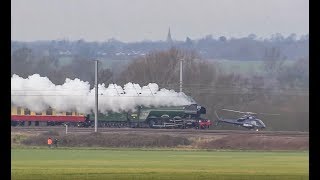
<box><xmin>199</xmin><ymin>106</ymin><xmax>206</xmax><ymax>114</ymax></box>
<box><xmin>184</xmin><ymin>104</ymin><xmax>206</xmax><ymax>115</ymax></box>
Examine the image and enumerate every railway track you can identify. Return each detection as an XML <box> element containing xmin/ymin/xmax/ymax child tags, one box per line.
<box><xmin>11</xmin><ymin>126</ymin><xmax>309</xmax><ymax>137</ymax></box>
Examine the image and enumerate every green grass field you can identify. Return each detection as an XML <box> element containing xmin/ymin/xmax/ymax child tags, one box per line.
<box><xmin>11</xmin><ymin>148</ymin><xmax>308</xmax><ymax>180</ymax></box>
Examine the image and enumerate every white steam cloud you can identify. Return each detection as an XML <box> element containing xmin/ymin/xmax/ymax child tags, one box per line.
<box><xmin>11</xmin><ymin>74</ymin><xmax>194</xmax><ymax>113</ymax></box>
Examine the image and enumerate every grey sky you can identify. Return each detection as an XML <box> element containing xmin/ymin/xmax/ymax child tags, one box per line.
<box><xmin>12</xmin><ymin>0</ymin><xmax>309</xmax><ymax>42</ymax></box>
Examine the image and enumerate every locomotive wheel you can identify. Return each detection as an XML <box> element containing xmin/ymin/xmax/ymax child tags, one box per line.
<box><xmin>149</xmin><ymin>120</ymin><xmax>155</xmax><ymax>128</ymax></box>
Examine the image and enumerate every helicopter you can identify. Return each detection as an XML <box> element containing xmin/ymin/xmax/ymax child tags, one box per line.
<box><xmin>214</xmin><ymin>109</ymin><xmax>280</xmax><ymax>131</ymax></box>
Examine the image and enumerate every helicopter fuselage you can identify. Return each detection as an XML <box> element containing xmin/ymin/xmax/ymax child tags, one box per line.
<box><xmin>218</xmin><ymin>117</ymin><xmax>266</xmax><ymax>130</ymax></box>
<box><xmin>214</xmin><ymin>110</ymin><xmax>270</xmax><ymax>130</ymax></box>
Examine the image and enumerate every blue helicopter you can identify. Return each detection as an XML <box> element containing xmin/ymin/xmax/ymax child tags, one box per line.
<box><xmin>214</xmin><ymin>109</ymin><xmax>280</xmax><ymax>131</ymax></box>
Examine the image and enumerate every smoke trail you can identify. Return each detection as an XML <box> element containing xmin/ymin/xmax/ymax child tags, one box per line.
<box><xmin>11</xmin><ymin>74</ymin><xmax>194</xmax><ymax>113</ymax></box>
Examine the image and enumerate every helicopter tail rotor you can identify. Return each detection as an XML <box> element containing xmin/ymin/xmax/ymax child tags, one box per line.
<box><xmin>214</xmin><ymin>110</ymin><xmax>222</xmax><ymax>121</ymax></box>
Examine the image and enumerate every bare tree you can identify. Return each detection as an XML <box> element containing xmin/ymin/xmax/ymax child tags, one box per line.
<box><xmin>117</xmin><ymin>48</ymin><xmax>197</xmax><ymax>87</ymax></box>
<box><xmin>263</xmin><ymin>47</ymin><xmax>285</xmax><ymax>75</ymax></box>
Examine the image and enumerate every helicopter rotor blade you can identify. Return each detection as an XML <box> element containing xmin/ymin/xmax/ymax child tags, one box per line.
<box><xmin>258</xmin><ymin>113</ymin><xmax>280</xmax><ymax>116</ymax></box>
<box><xmin>221</xmin><ymin>109</ymin><xmax>257</xmax><ymax>115</ymax></box>
<box><xmin>221</xmin><ymin>109</ymin><xmax>244</xmax><ymax>113</ymax></box>
<box><xmin>244</xmin><ymin>112</ymin><xmax>257</xmax><ymax>115</ymax></box>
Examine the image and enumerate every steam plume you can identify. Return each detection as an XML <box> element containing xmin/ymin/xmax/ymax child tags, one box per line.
<box><xmin>11</xmin><ymin>74</ymin><xmax>194</xmax><ymax>113</ymax></box>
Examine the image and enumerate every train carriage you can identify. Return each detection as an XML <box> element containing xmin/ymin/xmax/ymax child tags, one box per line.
<box><xmin>11</xmin><ymin>106</ymin><xmax>88</xmax><ymax>127</ymax></box>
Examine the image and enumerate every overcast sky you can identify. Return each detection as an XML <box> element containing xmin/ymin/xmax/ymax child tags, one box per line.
<box><xmin>11</xmin><ymin>0</ymin><xmax>309</xmax><ymax>42</ymax></box>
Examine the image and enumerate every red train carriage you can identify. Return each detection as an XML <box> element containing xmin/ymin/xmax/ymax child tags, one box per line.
<box><xmin>11</xmin><ymin>106</ymin><xmax>88</xmax><ymax>127</ymax></box>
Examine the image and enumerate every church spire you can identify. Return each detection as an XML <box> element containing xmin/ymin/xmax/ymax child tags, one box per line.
<box><xmin>167</xmin><ymin>27</ymin><xmax>172</xmax><ymax>43</ymax></box>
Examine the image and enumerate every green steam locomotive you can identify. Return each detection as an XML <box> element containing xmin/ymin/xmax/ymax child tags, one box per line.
<box><xmin>86</xmin><ymin>104</ymin><xmax>211</xmax><ymax>129</ymax></box>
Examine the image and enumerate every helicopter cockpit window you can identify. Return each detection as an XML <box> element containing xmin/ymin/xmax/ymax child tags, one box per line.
<box><xmin>238</xmin><ymin>118</ymin><xmax>244</xmax><ymax>122</ymax></box>
<box><xmin>256</xmin><ymin>119</ymin><xmax>265</xmax><ymax>127</ymax></box>
<box><xmin>251</xmin><ymin>121</ymin><xmax>257</xmax><ymax>126</ymax></box>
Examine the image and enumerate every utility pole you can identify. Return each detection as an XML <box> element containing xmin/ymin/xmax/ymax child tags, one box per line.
<box><xmin>94</xmin><ymin>60</ymin><xmax>99</xmax><ymax>132</ymax></box>
<box><xmin>65</xmin><ymin>124</ymin><xmax>68</xmax><ymax>134</ymax></box>
<box><xmin>179</xmin><ymin>58</ymin><xmax>183</xmax><ymax>93</ymax></box>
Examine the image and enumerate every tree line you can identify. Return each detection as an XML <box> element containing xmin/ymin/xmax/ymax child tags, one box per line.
<box><xmin>11</xmin><ymin>33</ymin><xmax>308</xmax><ymax>61</ymax></box>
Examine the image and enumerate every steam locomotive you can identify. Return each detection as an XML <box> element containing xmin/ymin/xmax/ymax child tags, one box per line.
<box><xmin>11</xmin><ymin>104</ymin><xmax>211</xmax><ymax>129</ymax></box>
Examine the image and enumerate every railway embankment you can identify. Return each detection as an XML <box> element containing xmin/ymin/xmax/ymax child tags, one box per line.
<box><xmin>11</xmin><ymin>128</ymin><xmax>309</xmax><ymax>150</ymax></box>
